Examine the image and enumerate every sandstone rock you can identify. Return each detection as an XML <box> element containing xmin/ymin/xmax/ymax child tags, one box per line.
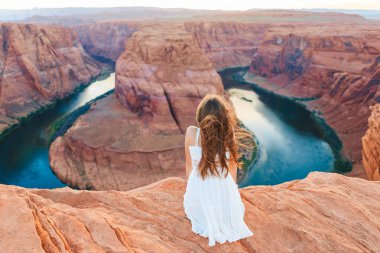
<box><xmin>69</xmin><ymin>12</ymin><xmax>364</xmax><ymax>71</ymax></box>
<box><xmin>49</xmin><ymin>24</ymin><xmax>223</xmax><ymax>190</ymax></box>
<box><xmin>73</xmin><ymin>21</ymin><xmax>270</xmax><ymax>70</ymax></box>
<box><xmin>49</xmin><ymin>95</ymin><xmax>185</xmax><ymax>190</ymax></box>
<box><xmin>0</xmin><ymin>172</ymin><xmax>379</xmax><ymax>252</ymax></box>
<box><xmin>362</xmin><ymin>104</ymin><xmax>380</xmax><ymax>180</ymax></box>
<box><xmin>74</xmin><ymin>21</ymin><xmax>140</xmax><ymax>62</ymax></box>
<box><xmin>184</xmin><ymin>22</ymin><xmax>270</xmax><ymax>70</ymax></box>
<box><xmin>0</xmin><ymin>23</ymin><xmax>101</xmax><ymax>134</ymax></box>
<box><xmin>115</xmin><ymin>24</ymin><xmax>224</xmax><ymax>132</ymax></box>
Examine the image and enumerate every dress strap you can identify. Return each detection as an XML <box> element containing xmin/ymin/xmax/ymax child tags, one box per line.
<box><xmin>195</xmin><ymin>127</ymin><xmax>200</xmax><ymax>146</ymax></box>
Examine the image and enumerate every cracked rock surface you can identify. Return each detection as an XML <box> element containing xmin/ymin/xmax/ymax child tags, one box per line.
<box><xmin>1</xmin><ymin>172</ymin><xmax>379</xmax><ymax>252</ymax></box>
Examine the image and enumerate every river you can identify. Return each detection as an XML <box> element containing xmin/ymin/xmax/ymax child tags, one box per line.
<box><xmin>0</xmin><ymin>73</ymin><xmax>115</xmax><ymax>188</ymax></box>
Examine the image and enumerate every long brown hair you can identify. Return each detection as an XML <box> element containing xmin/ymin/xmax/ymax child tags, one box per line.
<box><xmin>196</xmin><ymin>93</ymin><xmax>254</xmax><ymax>179</ymax></box>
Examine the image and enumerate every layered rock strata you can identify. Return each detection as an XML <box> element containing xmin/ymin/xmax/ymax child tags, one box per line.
<box><xmin>74</xmin><ymin>21</ymin><xmax>140</xmax><ymax>62</ymax></box>
<box><xmin>184</xmin><ymin>22</ymin><xmax>270</xmax><ymax>70</ymax></box>
<box><xmin>0</xmin><ymin>23</ymin><xmax>101</xmax><ymax>134</ymax></box>
<box><xmin>1</xmin><ymin>172</ymin><xmax>379</xmax><ymax>252</ymax></box>
<box><xmin>73</xmin><ymin>21</ymin><xmax>271</xmax><ymax>69</ymax></box>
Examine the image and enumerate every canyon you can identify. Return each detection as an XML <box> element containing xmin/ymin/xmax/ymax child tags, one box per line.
<box><xmin>0</xmin><ymin>8</ymin><xmax>380</xmax><ymax>252</ymax></box>
<box><xmin>1</xmin><ymin>172</ymin><xmax>379</xmax><ymax>252</ymax></box>
<box><xmin>0</xmin><ymin>23</ymin><xmax>102</xmax><ymax>134</ymax></box>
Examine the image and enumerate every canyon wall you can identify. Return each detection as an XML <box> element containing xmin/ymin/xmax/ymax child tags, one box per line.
<box><xmin>246</xmin><ymin>24</ymin><xmax>380</xmax><ymax>176</ymax></box>
<box><xmin>73</xmin><ymin>21</ymin><xmax>270</xmax><ymax>70</ymax></box>
<box><xmin>184</xmin><ymin>22</ymin><xmax>269</xmax><ymax>70</ymax></box>
<box><xmin>362</xmin><ymin>104</ymin><xmax>380</xmax><ymax>180</ymax></box>
<box><xmin>49</xmin><ymin>24</ymin><xmax>223</xmax><ymax>190</ymax></box>
<box><xmin>0</xmin><ymin>23</ymin><xmax>101</xmax><ymax>134</ymax></box>
<box><xmin>1</xmin><ymin>172</ymin><xmax>379</xmax><ymax>252</ymax></box>
<box><xmin>115</xmin><ymin>24</ymin><xmax>224</xmax><ymax>132</ymax></box>
<box><xmin>74</xmin><ymin>21</ymin><xmax>140</xmax><ymax>62</ymax></box>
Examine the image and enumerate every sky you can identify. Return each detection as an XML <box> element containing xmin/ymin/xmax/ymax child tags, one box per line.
<box><xmin>0</xmin><ymin>0</ymin><xmax>379</xmax><ymax>10</ymax></box>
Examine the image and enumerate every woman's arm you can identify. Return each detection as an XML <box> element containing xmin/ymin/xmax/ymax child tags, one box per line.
<box><xmin>185</xmin><ymin>127</ymin><xmax>193</xmax><ymax>179</ymax></box>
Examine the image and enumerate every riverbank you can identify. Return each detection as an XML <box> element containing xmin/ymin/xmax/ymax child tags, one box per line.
<box><xmin>0</xmin><ymin>70</ymin><xmax>116</xmax><ymax>188</ymax></box>
<box><xmin>0</xmin><ymin>65</ymin><xmax>114</xmax><ymax>142</ymax></box>
<box><xmin>229</xmin><ymin>67</ymin><xmax>352</xmax><ymax>174</ymax></box>
<box><xmin>47</xmin><ymin>90</ymin><xmax>115</xmax><ymax>144</ymax></box>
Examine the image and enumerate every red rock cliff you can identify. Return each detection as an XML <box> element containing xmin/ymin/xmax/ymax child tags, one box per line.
<box><xmin>73</xmin><ymin>21</ymin><xmax>270</xmax><ymax>70</ymax></box>
<box><xmin>49</xmin><ymin>24</ymin><xmax>223</xmax><ymax>190</ymax></box>
<box><xmin>1</xmin><ymin>172</ymin><xmax>379</xmax><ymax>252</ymax></box>
<box><xmin>0</xmin><ymin>23</ymin><xmax>101</xmax><ymax>133</ymax></box>
<box><xmin>247</xmin><ymin>24</ymin><xmax>380</xmax><ymax>177</ymax></box>
<box><xmin>362</xmin><ymin>104</ymin><xmax>380</xmax><ymax>180</ymax></box>
<box><xmin>115</xmin><ymin>24</ymin><xmax>223</xmax><ymax>132</ymax></box>
<box><xmin>74</xmin><ymin>21</ymin><xmax>140</xmax><ymax>62</ymax></box>
<box><xmin>184</xmin><ymin>22</ymin><xmax>269</xmax><ymax>70</ymax></box>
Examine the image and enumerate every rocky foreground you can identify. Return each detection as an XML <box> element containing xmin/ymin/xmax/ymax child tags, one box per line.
<box><xmin>1</xmin><ymin>172</ymin><xmax>379</xmax><ymax>252</ymax></box>
<box><xmin>0</xmin><ymin>23</ymin><xmax>102</xmax><ymax>133</ymax></box>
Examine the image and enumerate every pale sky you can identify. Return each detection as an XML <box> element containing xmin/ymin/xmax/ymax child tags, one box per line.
<box><xmin>1</xmin><ymin>0</ymin><xmax>380</xmax><ymax>10</ymax></box>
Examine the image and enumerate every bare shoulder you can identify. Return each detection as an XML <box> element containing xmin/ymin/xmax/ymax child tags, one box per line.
<box><xmin>185</xmin><ymin>125</ymin><xmax>198</xmax><ymax>144</ymax></box>
<box><xmin>186</xmin><ymin>125</ymin><xmax>198</xmax><ymax>134</ymax></box>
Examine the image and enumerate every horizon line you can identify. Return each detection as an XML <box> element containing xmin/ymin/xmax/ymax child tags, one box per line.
<box><xmin>0</xmin><ymin>6</ymin><xmax>380</xmax><ymax>12</ymax></box>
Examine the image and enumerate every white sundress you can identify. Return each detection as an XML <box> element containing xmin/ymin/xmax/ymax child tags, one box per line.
<box><xmin>183</xmin><ymin>127</ymin><xmax>253</xmax><ymax>247</ymax></box>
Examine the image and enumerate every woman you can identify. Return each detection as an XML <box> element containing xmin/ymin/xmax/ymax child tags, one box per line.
<box><xmin>183</xmin><ymin>93</ymin><xmax>254</xmax><ymax>247</ymax></box>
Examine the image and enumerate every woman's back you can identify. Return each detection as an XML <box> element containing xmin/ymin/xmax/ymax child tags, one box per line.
<box><xmin>183</xmin><ymin>126</ymin><xmax>253</xmax><ymax>247</ymax></box>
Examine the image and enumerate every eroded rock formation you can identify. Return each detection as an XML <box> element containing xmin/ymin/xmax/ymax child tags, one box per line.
<box><xmin>0</xmin><ymin>23</ymin><xmax>101</xmax><ymax>133</ymax></box>
<box><xmin>184</xmin><ymin>22</ymin><xmax>269</xmax><ymax>70</ymax></box>
<box><xmin>1</xmin><ymin>172</ymin><xmax>379</xmax><ymax>252</ymax></box>
<box><xmin>246</xmin><ymin>24</ymin><xmax>380</xmax><ymax>176</ymax></box>
<box><xmin>49</xmin><ymin>24</ymin><xmax>223</xmax><ymax>190</ymax></box>
<box><xmin>48</xmin><ymin>13</ymin><xmax>380</xmax><ymax>189</ymax></box>
<box><xmin>73</xmin><ymin>21</ymin><xmax>270</xmax><ymax>70</ymax></box>
<box><xmin>74</xmin><ymin>21</ymin><xmax>140</xmax><ymax>62</ymax></box>
<box><xmin>49</xmin><ymin>94</ymin><xmax>185</xmax><ymax>190</ymax></box>
<box><xmin>115</xmin><ymin>24</ymin><xmax>224</xmax><ymax>131</ymax></box>
<box><xmin>362</xmin><ymin>104</ymin><xmax>380</xmax><ymax>180</ymax></box>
